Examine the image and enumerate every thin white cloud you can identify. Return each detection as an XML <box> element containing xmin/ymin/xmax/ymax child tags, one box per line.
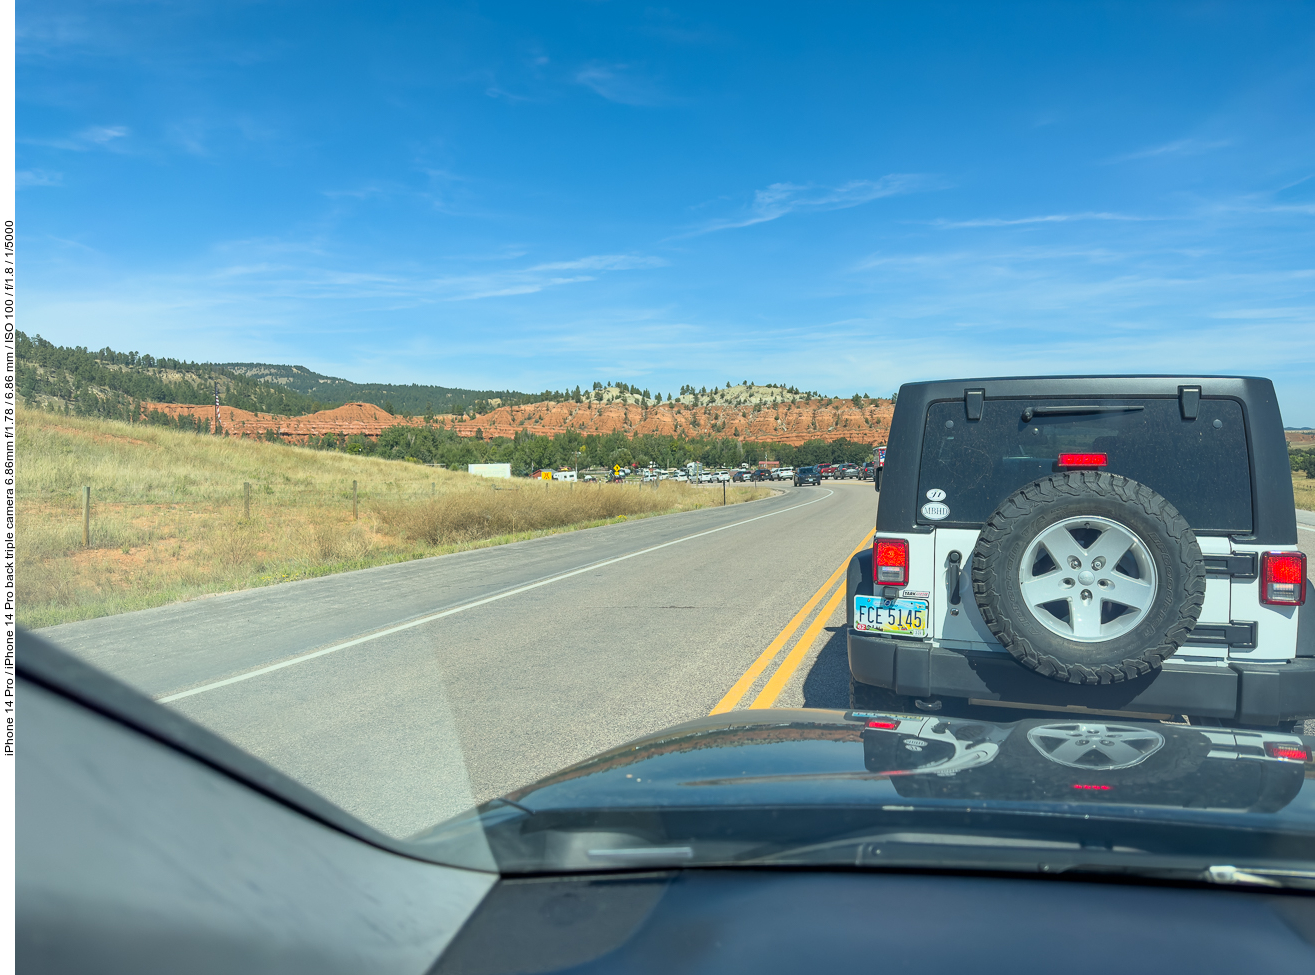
<box><xmin>1107</xmin><ymin>138</ymin><xmax>1231</xmax><ymax>163</ymax></box>
<box><xmin>321</xmin><ymin>182</ymin><xmax>396</xmax><ymax>201</ymax></box>
<box><xmin>82</xmin><ymin>124</ymin><xmax>128</xmax><ymax>145</ymax></box>
<box><xmin>686</xmin><ymin>175</ymin><xmax>937</xmax><ymax>236</ymax></box>
<box><xmin>455</xmin><ymin>276</ymin><xmax>597</xmax><ymax>301</ymax></box>
<box><xmin>933</xmin><ymin>212</ymin><xmax>1156</xmax><ymax>229</ymax></box>
<box><xmin>530</xmin><ymin>255</ymin><xmax>666</xmax><ymax>272</ymax></box>
<box><xmin>435</xmin><ymin>254</ymin><xmax>666</xmax><ymax>300</ymax></box>
<box><xmin>23</xmin><ymin>125</ymin><xmax>130</xmax><ymax>152</ymax></box>
<box><xmin>319</xmin><ymin>169</ymin><xmax>478</xmax><ymax>216</ymax></box>
<box><xmin>485</xmin><ymin>85</ymin><xmax>534</xmax><ymax>104</ymax></box>
<box><xmin>574</xmin><ymin>63</ymin><xmax>668</xmax><ymax>106</ymax></box>
<box><xmin>1210</xmin><ymin>306</ymin><xmax>1315</xmax><ymax>320</ymax></box>
<box><xmin>46</xmin><ymin>249</ymin><xmax>668</xmax><ymax>312</ymax></box>
<box><xmin>17</xmin><ymin>170</ymin><xmax>63</xmax><ymax>188</ymax></box>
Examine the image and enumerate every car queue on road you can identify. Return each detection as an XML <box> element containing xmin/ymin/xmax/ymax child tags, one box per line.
<box><xmin>528</xmin><ymin>461</ymin><xmax>880</xmax><ymax>486</ymax></box>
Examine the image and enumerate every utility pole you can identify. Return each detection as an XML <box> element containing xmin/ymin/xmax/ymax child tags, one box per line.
<box><xmin>214</xmin><ymin>382</ymin><xmax>222</xmax><ymax>435</ymax></box>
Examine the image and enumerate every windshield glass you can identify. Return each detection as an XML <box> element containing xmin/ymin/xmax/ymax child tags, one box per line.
<box><xmin>12</xmin><ymin>0</ymin><xmax>1315</xmax><ymax>899</ymax></box>
<box><xmin>916</xmin><ymin>398</ymin><xmax>1253</xmax><ymax>530</ymax></box>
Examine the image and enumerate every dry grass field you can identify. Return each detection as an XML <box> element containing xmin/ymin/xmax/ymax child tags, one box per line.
<box><xmin>19</xmin><ymin>409</ymin><xmax>771</xmax><ymax>628</ymax></box>
<box><xmin>1294</xmin><ymin>473</ymin><xmax>1315</xmax><ymax>513</ymax></box>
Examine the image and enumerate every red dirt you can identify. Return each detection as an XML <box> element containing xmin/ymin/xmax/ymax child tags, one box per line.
<box><xmin>139</xmin><ymin>398</ymin><xmax>895</xmax><ymax>447</ymax></box>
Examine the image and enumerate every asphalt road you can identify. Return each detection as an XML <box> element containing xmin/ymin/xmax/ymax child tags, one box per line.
<box><xmin>40</xmin><ymin>487</ymin><xmax>1315</xmax><ymax>838</ymax></box>
<box><xmin>42</xmin><ymin>482</ymin><xmax>878</xmax><ymax>837</ymax></box>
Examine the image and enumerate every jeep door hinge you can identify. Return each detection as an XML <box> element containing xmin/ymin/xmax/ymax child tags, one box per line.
<box><xmin>1188</xmin><ymin>622</ymin><xmax>1257</xmax><ymax>649</ymax></box>
<box><xmin>1203</xmin><ymin>553</ymin><xmax>1257</xmax><ymax>580</ymax></box>
<box><xmin>1179</xmin><ymin>385</ymin><xmax>1202</xmax><ymax>420</ymax></box>
<box><xmin>964</xmin><ymin>388</ymin><xmax>984</xmax><ymax>421</ymax></box>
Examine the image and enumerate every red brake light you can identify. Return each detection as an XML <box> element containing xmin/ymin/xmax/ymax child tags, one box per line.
<box><xmin>875</xmin><ymin>538</ymin><xmax>909</xmax><ymax>586</ymax></box>
<box><xmin>1264</xmin><ymin>742</ymin><xmax>1309</xmax><ymax>762</ymax></box>
<box><xmin>1072</xmin><ymin>784</ymin><xmax>1112</xmax><ymax>791</ymax></box>
<box><xmin>867</xmin><ymin>720</ymin><xmax>900</xmax><ymax>730</ymax></box>
<box><xmin>1058</xmin><ymin>452</ymin><xmax>1108</xmax><ymax>469</ymax></box>
<box><xmin>1260</xmin><ymin>551</ymin><xmax>1307</xmax><ymax>606</ymax></box>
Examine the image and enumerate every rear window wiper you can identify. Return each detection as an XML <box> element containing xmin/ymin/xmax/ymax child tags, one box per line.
<box><xmin>1020</xmin><ymin>404</ymin><xmax>1145</xmax><ymax>422</ymax></box>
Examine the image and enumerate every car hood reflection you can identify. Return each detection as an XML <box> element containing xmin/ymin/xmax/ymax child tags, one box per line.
<box><xmin>494</xmin><ymin>709</ymin><xmax>1310</xmax><ymax>816</ymax></box>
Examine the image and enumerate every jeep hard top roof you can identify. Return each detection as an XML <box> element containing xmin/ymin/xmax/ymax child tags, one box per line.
<box><xmin>878</xmin><ymin>375</ymin><xmax>1296</xmax><ymax>545</ymax></box>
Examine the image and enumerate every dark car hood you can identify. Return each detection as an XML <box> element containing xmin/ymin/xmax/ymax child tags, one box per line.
<box><xmin>496</xmin><ymin>708</ymin><xmax>1313</xmax><ymax>815</ymax></box>
<box><xmin>412</xmin><ymin>709</ymin><xmax>1315</xmax><ymax>874</ymax></box>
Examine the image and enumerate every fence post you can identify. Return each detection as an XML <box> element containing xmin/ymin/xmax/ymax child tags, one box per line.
<box><xmin>82</xmin><ymin>486</ymin><xmax>90</xmax><ymax>547</ymax></box>
<box><xmin>723</xmin><ymin>480</ymin><xmax>727</xmax><ymax>506</ymax></box>
<box><xmin>353</xmin><ymin>480</ymin><xmax>359</xmax><ymax>521</ymax></box>
<box><xmin>431</xmin><ymin>481</ymin><xmax>435</xmax><ymax>495</ymax></box>
<box><xmin>244</xmin><ymin>482</ymin><xmax>251</xmax><ymax>519</ymax></box>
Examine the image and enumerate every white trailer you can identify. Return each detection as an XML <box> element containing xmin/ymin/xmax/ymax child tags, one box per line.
<box><xmin>468</xmin><ymin>463</ymin><xmax>512</xmax><ymax>479</ymax></box>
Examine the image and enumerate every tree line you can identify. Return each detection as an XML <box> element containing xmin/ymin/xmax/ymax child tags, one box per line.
<box><xmin>16</xmin><ymin>332</ymin><xmax>328</xmax><ymax>417</ymax></box>
<box><xmin>293</xmin><ymin>425</ymin><xmax>880</xmax><ymax>475</ymax></box>
<box><xmin>17</xmin><ymin>332</ymin><xmax>892</xmax><ymax>439</ymax></box>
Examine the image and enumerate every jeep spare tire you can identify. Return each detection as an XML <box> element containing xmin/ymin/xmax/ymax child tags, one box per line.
<box><xmin>971</xmin><ymin>472</ymin><xmax>1206</xmax><ymax>684</ymax></box>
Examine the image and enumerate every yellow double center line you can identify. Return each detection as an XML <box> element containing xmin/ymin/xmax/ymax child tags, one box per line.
<box><xmin>710</xmin><ymin>528</ymin><xmax>874</xmax><ymax>714</ymax></box>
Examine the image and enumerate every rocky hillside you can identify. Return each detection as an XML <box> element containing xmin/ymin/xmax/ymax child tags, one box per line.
<box><xmin>141</xmin><ymin>395</ymin><xmax>893</xmax><ymax>447</ymax></box>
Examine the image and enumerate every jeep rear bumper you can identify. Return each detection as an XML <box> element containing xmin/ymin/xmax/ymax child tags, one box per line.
<box><xmin>848</xmin><ymin>628</ymin><xmax>1315</xmax><ymax>724</ymax></box>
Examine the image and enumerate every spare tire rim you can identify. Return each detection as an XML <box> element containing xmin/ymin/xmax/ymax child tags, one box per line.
<box><xmin>1027</xmin><ymin>722</ymin><xmax>1165</xmax><ymax>770</ymax></box>
<box><xmin>1018</xmin><ymin>515</ymin><xmax>1158</xmax><ymax>643</ymax></box>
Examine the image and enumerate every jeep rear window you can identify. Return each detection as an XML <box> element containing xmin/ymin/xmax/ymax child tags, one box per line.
<box><xmin>916</xmin><ymin>398</ymin><xmax>1252</xmax><ymax>532</ymax></box>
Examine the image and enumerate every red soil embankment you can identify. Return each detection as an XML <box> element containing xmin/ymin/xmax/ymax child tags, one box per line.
<box><xmin>441</xmin><ymin>399</ymin><xmax>893</xmax><ymax>446</ymax></box>
<box><xmin>141</xmin><ymin>398</ymin><xmax>894</xmax><ymax>446</ymax></box>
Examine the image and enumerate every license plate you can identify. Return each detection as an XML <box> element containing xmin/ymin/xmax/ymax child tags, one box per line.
<box><xmin>854</xmin><ymin>596</ymin><xmax>929</xmax><ymax>637</ymax></box>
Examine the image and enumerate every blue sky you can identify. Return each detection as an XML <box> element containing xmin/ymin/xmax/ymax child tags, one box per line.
<box><xmin>17</xmin><ymin>1</ymin><xmax>1315</xmax><ymax>421</ymax></box>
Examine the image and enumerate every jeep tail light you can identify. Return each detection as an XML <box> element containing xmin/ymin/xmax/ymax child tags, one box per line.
<box><xmin>1057</xmin><ymin>452</ymin><xmax>1107</xmax><ymax>469</ymax></box>
<box><xmin>1260</xmin><ymin>551</ymin><xmax>1306</xmax><ymax>606</ymax></box>
<box><xmin>1264</xmin><ymin>742</ymin><xmax>1308</xmax><ymax>762</ymax></box>
<box><xmin>875</xmin><ymin>538</ymin><xmax>909</xmax><ymax>586</ymax></box>
<box><xmin>867</xmin><ymin>720</ymin><xmax>900</xmax><ymax>730</ymax></box>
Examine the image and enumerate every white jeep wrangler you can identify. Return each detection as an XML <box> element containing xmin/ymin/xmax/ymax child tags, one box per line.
<box><xmin>848</xmin><ymin>377</ymin><xmax>1312</xmax><ymax>731</ymax></box>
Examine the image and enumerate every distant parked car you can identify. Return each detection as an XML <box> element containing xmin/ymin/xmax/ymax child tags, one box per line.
<box><xmin>751</xmin><ymin>469</ymin><xmax>772</xmax><ymax>482</ymax></box>
<box><xmin>836</xmin><ymin>463</ymin><xmax>860</xmax><ymax>479</ymax></box>
<box><xmin>818</xmin><ymin>464</ymin><xmax>837</xmax><ymax>479</ymax></box>
<box><xmin>794</xmin><ymin>465</ymin><xmax>821</xmax><ymax>487</ymax></box>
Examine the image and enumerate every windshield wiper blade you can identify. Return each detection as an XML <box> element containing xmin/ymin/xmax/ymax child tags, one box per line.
<box><xmin>1020</xmin><ymin>405</ymin><xmax>1145</xmax><ymax>422</ymax></box>
<box><xmin>1204</xmin><ymin>865</ymin><xmax>1315</xmax><ymax>889</ymax></box>
<box><xmin>1063</xmin><ymin>864</ymin><xmax>1315</xmax><ymax>890</ymax></box>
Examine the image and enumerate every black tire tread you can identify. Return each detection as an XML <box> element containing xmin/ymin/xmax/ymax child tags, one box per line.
<box><xmin>970</xmin><ymin>471</ymin><xmax>1206</xmax><ymax>685</ymax></box>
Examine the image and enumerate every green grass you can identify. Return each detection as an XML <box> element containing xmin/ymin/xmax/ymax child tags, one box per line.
<box><xmin>19</xmin><ymin>409</ymin><xmax>771</xmax><ymax>628</ymax></box>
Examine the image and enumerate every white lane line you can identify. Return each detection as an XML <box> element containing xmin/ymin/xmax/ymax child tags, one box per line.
<box><xmin>158</xmin><ymin>488</ymin><xmax>835</xmax><ymax>703</ymax></box>
<box><xmin>1298</xmin><ymin>524</ymin><xmax>1314</xmax><ymax>533</ymax></box>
